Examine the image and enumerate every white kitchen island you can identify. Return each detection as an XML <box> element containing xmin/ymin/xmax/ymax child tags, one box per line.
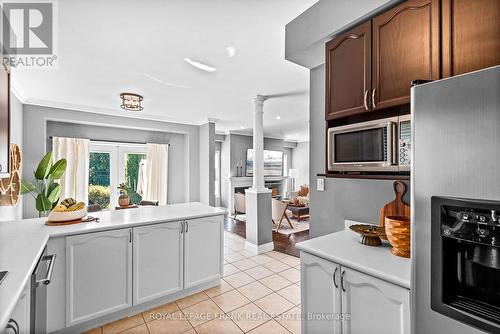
<box><xmin>0</xmin><ymin>202</ymin><xmax>226</xmax><ymax>334</ymax></box>
<box><xmin>296</xmin><ymin>223</ymin><xmax>411</xmax><ymax>334</ymax></box>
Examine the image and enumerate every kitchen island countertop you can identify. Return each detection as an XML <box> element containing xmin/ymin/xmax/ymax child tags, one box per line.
<box><xmin>0</xmin><ymin>202</ymin><xmax>226</xmax><ymax>330</ymax></box>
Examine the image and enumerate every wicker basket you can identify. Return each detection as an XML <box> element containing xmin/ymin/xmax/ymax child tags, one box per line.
<box><xmin>384</xmin><ymin>216</ymin><xmax>411</xmax><ymax>258</ymax></box>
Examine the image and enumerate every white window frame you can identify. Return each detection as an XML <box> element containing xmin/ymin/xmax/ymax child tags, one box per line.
<box><xmin>89</xmin><ymin>142</ymin><xmax>147</xmax><ymax>209</ymax></box>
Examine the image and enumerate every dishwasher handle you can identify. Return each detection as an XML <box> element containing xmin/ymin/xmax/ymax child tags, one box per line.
<box><xmin>36</xmin><ymin>254</ymin><xmax>56</xmax><ymax>286</ymax></box>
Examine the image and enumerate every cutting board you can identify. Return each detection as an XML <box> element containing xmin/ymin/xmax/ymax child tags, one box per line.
<box><xmin>379</xmin><ymin>181</ymin><xmax>410</xmax><ymax>228</ymax></box>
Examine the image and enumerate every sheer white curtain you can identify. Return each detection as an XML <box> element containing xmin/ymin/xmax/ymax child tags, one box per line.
<box><xmin>52</xmin><ymin>137</ymin><xmax>90</xmax><ymax>204</ymax></box>
<box><xmin>144</xmin><ymin>143</ymin><xmax>169</xmax><ymax>205</ymax></box>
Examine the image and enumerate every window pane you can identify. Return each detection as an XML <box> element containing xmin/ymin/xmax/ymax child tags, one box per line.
<box><xmin>124</xmin><ymin>153</ymin><xmax>147</xmax><ymax>205</ymax></box>
<box><xmin>89</xmin><ymin>152</ymin><xmax>111</xmax><ymax>209</ymax></box>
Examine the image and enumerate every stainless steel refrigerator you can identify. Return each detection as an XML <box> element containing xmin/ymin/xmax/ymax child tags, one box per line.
<box><xmin>411</xmin><ymin>65</ymin><xmax>500</xmax><ymax>334</ymax></box>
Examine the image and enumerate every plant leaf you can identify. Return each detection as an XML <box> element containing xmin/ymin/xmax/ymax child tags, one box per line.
<box><xmin>35</xmin><ymin>151</ymin><xmax>53</xmax><ymax>180</ymax></box>
<box><xmin>20</xmin><ymin>180</ymin><xmax>37</xmax><ymax>194</ymax></box>
<box><xmin>47</xmin><ymin>183</ymin><xmax>61</xmax><ymax>203</ymax></box>
<box><xmin>48</xmin><ymin>159</ymin><xmax>67</xmax><ymax>180</ymax></box>
<box><xmin>36</xmin><ymin>193</ymin><xmax>52</xmax><ymax>212</ymax></box>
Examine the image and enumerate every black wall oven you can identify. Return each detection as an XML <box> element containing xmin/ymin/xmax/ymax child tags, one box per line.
<box><xmin>431</xmin><ymin>196</ymin><xmax>500</xmax><ymax>333</ymax></box>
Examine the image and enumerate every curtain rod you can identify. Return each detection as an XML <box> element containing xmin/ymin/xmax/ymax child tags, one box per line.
<box><xmin>48</xmin><ymin>136</ymin><xmax>170</xmax><ymax>146</ymax></box>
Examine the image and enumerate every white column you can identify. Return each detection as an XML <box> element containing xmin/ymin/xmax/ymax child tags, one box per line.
<box><xmin>245</xmin><ymin>95</ymin><xmax>273</xmax><ymax>255</ymax></box>
<box><xmin>251</xmin><ymin>95</ymin><xmax>267</xmax><ymax>191</ymax></box>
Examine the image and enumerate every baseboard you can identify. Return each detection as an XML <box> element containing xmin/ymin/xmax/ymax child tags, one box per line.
<box><xmin>245</xmin><ymin>241</ymin><xmax>274</xmax><ymax>255</ymax></box>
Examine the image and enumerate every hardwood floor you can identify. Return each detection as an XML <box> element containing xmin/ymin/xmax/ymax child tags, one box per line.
<box><xmin>224</xmin><ymin>217</ymin><xmax>309</xmax><ymax>257</ymax></box>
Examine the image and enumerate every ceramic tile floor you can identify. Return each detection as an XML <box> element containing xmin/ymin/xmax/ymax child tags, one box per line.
<box><xmin>84</xmin><ymin>231</ymin><xmax>301</xmax><ymax>334</ymax></box>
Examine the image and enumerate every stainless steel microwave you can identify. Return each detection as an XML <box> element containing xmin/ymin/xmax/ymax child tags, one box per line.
<box><xmin>327</xmin><ymin>115</ymin><xmax>411</xmax><ymax>172</ymax></box>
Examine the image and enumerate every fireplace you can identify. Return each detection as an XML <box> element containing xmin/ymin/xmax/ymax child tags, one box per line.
<box><xmin>227</xmin><ymin>176</ymin><xmax>287</xmax><ymax>214</ymax></box>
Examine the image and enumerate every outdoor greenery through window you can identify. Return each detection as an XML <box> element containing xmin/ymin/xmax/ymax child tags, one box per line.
<box><xmin>124</xmin><ymin>153</ymin><xmax>146</xmax><ymax>205</ymax></box>
<box><xmin>88</xmin><ymin>143</ymin><xmax>147</xmax><ymax>209</ymax></box>
<box><xmin>89</xmin><ymin>152</ymin><xmax>111</xmax><ymax>208</ymax></box>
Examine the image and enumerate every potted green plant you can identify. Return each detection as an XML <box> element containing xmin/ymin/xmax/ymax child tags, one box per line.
<box><xmin>21</xmin><ymin>151</ymin><xmax>67</xmax><ymax>217</ymax></box>
<box><xmin>117</xmin><ymin>182</ymin><xmax>130</xmax><ymax>207</ymax></box>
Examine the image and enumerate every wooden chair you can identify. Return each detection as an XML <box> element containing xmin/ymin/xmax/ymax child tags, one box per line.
<box><xmin>272</xmin><ymin>199</ymin><xmax>294</xmax><ymax>231</ymax></box>
<box><xmin>87</xmin><ymin>204</ymin><xmax>102</xmax><ymax>213</ymax></box>
<box><xmin>139</xmin><ymin>200</ymin><xmax>159</xmax><ymax>206</ymax></box>
<box><xmin>233</xmin><ymin>193</ymin><xmax>246</xmax><ymax>221</ymax></box>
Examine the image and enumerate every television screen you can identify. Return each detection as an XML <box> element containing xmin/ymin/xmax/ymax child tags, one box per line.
<box><xmin>246</xmin><ymin>149</ymin><xmax>283</xmax><ymax>177</ymax></box>
<box><xmin>0</xmin><ymin>64</ymin><xmax>9</xmax><ymax>177</ymax></box>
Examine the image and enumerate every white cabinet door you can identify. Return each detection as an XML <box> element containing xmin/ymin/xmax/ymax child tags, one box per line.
<box><xmin>4</xmin><ymin>282</ymin><xmax>30</xmax><ymax>334</ymax></box>
<box><xmin>184</xmin><ymin>216</ymin><xmax>223</xmax><ymax>288</ymax></box>
<box><xmin>133</xmin><ymin>221</ymin><xmax>183</xmax><ymax>304</ymax></box>
<box><xmin>341</xmin><ymin>267</ymin><xmax>410</xmax><ymax>334</ymax></box>
<box><xmin>301</xmin><ymin>252</ymin><xmax>342</xmax><ymax>334</ymax></box>
<box><xmin>66</xmin><ymin>228</ymin><xmax>132</xmax><ymax>326</ymax></box>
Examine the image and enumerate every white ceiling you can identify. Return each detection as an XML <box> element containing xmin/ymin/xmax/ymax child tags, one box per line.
<box><xmin>12</xmin><ymin>0</ymin><xmax>317</xmax><ymax>142</ymax></box>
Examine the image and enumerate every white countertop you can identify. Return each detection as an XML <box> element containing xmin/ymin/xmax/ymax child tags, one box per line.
<box><xmin>0</xmin><ymin>221</ymin><xmax>49</xmax><ymax>331</ymax></box>
<box><xmin>296</xmin><ymin>229</ymin><xmax>411</xmax><ymax>289</ymax></box>
<box><xmin>0</xmin><ymin>202</ymin><xmax>226</xmax><ymax>330</ymax></box>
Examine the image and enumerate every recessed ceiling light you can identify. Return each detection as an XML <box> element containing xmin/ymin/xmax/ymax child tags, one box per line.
<box><xmin>183</xmin><ymin>58</ymin><xmax>216</xmax><ymax>72</ymax></box>
<box><xmin>226</xmin><ymin>46</ymin><xmax>236</xmax><ymax>57</ymax></box>
<box><xmin>240</xmin><ymin>126</ymin><xmax>245</xmax><ymax>129</ymax></box>
<box><xmin>275</xmin><ymin>116</ymin><xmax>281</xmax><ymax>120</ymax></box>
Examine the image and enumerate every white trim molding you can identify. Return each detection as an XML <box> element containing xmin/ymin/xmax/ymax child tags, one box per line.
<box><xmin>245</xmin><ymin>241</ymin><xmax>274</xmax><ymax>256</ymax></box>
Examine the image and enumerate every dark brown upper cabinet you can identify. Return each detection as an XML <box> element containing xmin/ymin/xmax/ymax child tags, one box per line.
<box><xmin>325</xmin><ymin>21</ymin><xmax>371</xmax><ymax>120</ymax></box>
<box><xmin>372</xmin><ymin>0</ymin><xmax>440</xmax><ymax>110</ymax></box>
<box><xmin>441</xmin><ymin>0</ymin><xmax>500</xmax><ymax>77</ymax></box>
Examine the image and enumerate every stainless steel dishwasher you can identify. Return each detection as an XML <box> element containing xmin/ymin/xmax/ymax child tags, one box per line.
<box><xmin>30</xmin><ymin>246</ymin><xmax>56</xmax><ymax>334</ymax></box>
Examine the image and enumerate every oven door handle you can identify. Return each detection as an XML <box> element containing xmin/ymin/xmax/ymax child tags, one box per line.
<box><xmin>36</xmin><ymin>254</ymin><xmax>56</xmax><ymax>286</ymax></box>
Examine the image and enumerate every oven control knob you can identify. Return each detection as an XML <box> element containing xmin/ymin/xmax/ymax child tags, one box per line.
<box><xmin>478</xmin><ymin>215</ymin><xmax>488</xmax><ymax>223</ymax></box>
<box><xmin>462</xmin><ymin>213</ymin><xmax>470</xmax><ymax>221</ymax></box>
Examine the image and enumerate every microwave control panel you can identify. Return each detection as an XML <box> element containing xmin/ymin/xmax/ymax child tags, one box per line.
<box><xmin>399</xmin><ymin>139</ymin><xmax>411</xmax><ymax>165</ymax></box>
<box><xmin>399</xmin><ymin>120</ymin><xmax>411</xmax><ymax>166</ymax></box>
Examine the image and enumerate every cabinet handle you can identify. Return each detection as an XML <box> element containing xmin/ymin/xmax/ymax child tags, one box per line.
<box><xmin>185</xmin><ymin>221</ymin><xmax>189</xmax><ymax>233</ymax></box>
<box><xmin>7</xmin><ymin>318</ymin><xmax>19</xmax><ymax>334</ymax></box>
<box><xmin>363</xmin><ymin>90</ymin><xmax>369</xmax><ymax>111</ymax></box>
<box><xmin>371</xmin><ymin>88</ymin><xmax>377</xmax><ymax>110</ymax></box>
<box><xmin>129</xmin><ymin>230</ymin><xmax>132</xmax><ymax>243</ymax></box>
<box><xmin>340</xmin><ymin>270</ymin><xmax>346</xmax><ymax>292</ymax></box>
<box><xmin>181</xmin><ymin>221</ymin><xmax>184</xmax><ymax>234</ymax></box>
<box><xmin>333</xmin><ymin>267</ymin><xmax>338</xmax><ymax>288</ymax></box>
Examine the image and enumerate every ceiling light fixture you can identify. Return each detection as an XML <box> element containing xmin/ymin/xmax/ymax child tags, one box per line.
<box><xmin>120</xmin><ymin>92</ymin><xmax>143</xmax><ymax>111</ymax></box>
<box><xmin>183</xmin><ymin>58</ymin><xmax>216</xmax><ymax>72</ymax></box>
<box><xmin>226</xmin><ymin>46</ymin><xmax>236</xmax><ymax>57</ymax></box>
<box><xmin>275</xmin><ymin>116</ymin><xmax>281</xmax><ymax>120</ymax></box>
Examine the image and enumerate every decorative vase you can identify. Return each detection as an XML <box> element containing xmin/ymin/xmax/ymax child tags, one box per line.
<box><xmin>385</xmin><ymin>216</ymin><xmax>411</xmax><ymax>258</ymax></box>
<box><xmin>119</xmin><ymin>196</ymin><xmax>130</xmax><ymax>207</ymax></box>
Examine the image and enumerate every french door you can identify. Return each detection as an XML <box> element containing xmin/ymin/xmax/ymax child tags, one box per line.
<box><xmin>88</xmin><ymin>142</ymin><xmax>146</xmax><ymax>209</ymax></box>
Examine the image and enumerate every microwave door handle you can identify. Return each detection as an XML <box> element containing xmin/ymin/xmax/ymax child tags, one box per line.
<box><xmin>390</xmin><ymin>123</ymin><xmax>397</xmax><ymax>165</ymax></box>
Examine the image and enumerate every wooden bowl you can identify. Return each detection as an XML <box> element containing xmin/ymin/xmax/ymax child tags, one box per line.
<box><xmin>349</xmin><ymin>224</ymin><xmax>386</xmax><ymax>246</ymax></box>
<box><xmin>385</xmin><ymin>216</ymin><xmax>410</xmax><ymax>258</ymax></box>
